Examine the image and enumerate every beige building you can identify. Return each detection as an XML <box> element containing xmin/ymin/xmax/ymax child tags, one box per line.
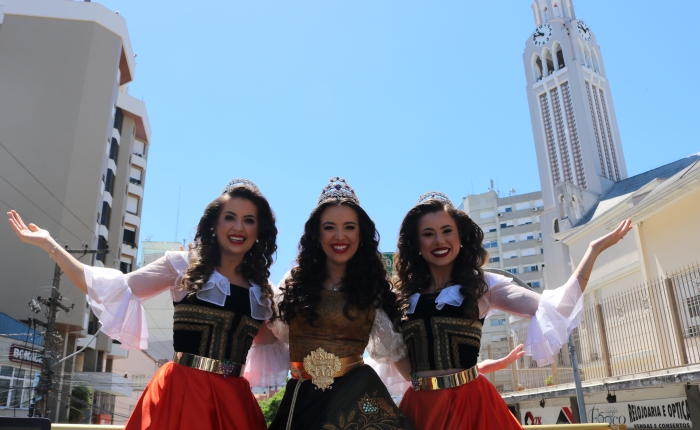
<box><xmin>458</xmin><ymin>187</ymin><xmax>546</xmax><ymax>392</ymax></box>
<box><xmin>110</xmin><ymin>349</ymin><xmax>159</xmax><ymax>425</ymax></box>
<box><xmin>0</xmin><ymin>0</ymin><xmax>150</xmax><ymax>422</ymax></box>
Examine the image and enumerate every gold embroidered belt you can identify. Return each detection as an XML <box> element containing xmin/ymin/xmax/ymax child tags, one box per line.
<box><xmin>410</xmin><ymin>364</ymin><xmax>479</xmax><ymax>391</ymax></box>
<box><xmin>173</xmin><ymin>352</ymin><xmax>245</xmax><ymax>378</ymax></box>
<box><xmin>290</xmin><ymin>348</ymin><xmax>364</xmax><ymax>391</ymax></box>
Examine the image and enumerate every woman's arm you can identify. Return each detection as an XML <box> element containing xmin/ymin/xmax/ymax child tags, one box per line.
<box><xmin>572</xmin><ymin>219</ymin><xmax>632</xmax><ymax>291</ymax></box>
<box><xmin>478</xmin><ymin>344</ymin><xmax>525</xmax><ymax>374</ymax></box>
<box><xmin>8</xmin><ymin>210</ymin><xmax>88</xmax><ymax>293</ymax></box>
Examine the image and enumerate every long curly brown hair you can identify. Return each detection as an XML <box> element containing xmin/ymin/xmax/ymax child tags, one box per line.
<box><xmin>394</xmin><ymin>199</ymin><xmax>488</xmax><ymax>320</ymax></box>
<box><xmin>180</xmin><ymin>186</ymin><xmax>278</xmax><ymax>305</ymax></box>
<box><xmin>278</xmin><ymin>199</ymin><xmax>401</xmax><ymax>327</ymax></box>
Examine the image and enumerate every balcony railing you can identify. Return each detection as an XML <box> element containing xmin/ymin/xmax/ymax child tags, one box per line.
<box><xmin>486</xmin><ymin>264</ymin><xmax>700</xmax><ymax>395</ymax></box>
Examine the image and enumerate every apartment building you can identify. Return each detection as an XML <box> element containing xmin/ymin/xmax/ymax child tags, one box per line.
<box><xmin>0</xmin><ymin>0</ymin><xmax>150</xmax><ymax>422</ymax></box>
<box><xmin>458</xmin><ymin>187</ymin><xmax>545</xmax><ymax>392</ymax></box>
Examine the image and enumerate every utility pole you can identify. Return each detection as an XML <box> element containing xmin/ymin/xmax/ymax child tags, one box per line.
<box><xmin>32</xmin><ymin>245</ymin><xmax>106</xmax><ymax>419</ymax></box>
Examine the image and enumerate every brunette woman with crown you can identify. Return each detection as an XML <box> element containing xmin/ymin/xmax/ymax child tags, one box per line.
<box><xmin>267</xmin><ymin>177</ymin><xmax>412</xmax><ymax>430</ymax></box>
<box><xmin>7</xmin><ymin>179</ymin><xmax>288</xmax><ymax>430</ymax></box>
<box><xmin>386</xmin><ymin>192</ymin><xmax>632</xmax><ymax>429</ymax></box>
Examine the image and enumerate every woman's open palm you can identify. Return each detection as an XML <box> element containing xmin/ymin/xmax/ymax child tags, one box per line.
<box><xmin>7</xmin><ymin>210</ymin><xmax>51</xmax><ymax>248</ymax></box>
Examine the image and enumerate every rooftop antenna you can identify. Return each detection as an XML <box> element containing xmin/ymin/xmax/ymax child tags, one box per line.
<box><xmin>174</xmin><ymin>187</ymin><xmax>181</xmax><ymax>242</ymax></box>
<box><xmin>509</xmin><ymin>188</ymin><xmax>516</xmax><ymax>196</ymax></box>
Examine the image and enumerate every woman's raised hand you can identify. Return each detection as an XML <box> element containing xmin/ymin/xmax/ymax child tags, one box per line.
<box><xmin>477</xmin><ymin>344</ymin><xmax>525</xmax><ymax>375</ymax></box>
<box><xmin>590</xmin><ymin>219</ymin><xmax>633</xmax><ymax>255</ymax></box>
<box><xmin>7</xmin><ymin>210</ymin><xmax>52</xmax><ymax>250</ymax></box>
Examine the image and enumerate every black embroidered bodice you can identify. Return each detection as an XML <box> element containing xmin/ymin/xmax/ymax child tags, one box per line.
<box><xmin>400</xmin><ymin>293</ymin><xmax>484</xmax><ymax>372</ymax></box>
<box><xmin>172</xmin><ymin>284</ymin><xmax>262</xmax><ymax>364</ymax></box>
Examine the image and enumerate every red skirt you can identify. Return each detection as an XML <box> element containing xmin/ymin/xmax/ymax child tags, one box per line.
<box><xmin>125</xmin><ymin>362</ymin><xmax>267</xmax><ymax>430</ymax></box>
<box><xmin>399</xmin><ymin>374</ymin><xmax>523</xmax><ymax>430</ymax></box>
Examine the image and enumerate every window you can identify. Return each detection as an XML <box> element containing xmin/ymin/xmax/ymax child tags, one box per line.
<box><xmin>686</xmin><ymin>325</ymin><xmax>700</xmax><ymax>339</ymax></box>
<box><xmin>489</xmin><ymin>256</ymin><xmax>500</xmax><ymax>263</ymax></box>
<box><xmin>504</xmin><ymin>251</ymin><xmax>518</xmax><ymax>259</ymax></box>
<box><xmin>132</xmin><ymin>374</ymin><xmax>148</xmax><ymax>391</ymax></box>
<box><xmin>96</xmin><ymin>235</ymin><xmax>108</xmax><ymax>263</ymax></box>
<box><xmin>113</xmin><ymin>108</ymin><xmax>124</xmax><ymax>133</ymax></box>
<box><xmin>123</xmin><ymin>226</ymin><xmax>136</xmax><ymax>246</ymax></box>
<box><xmin>515</xmin><ymin>202</ymin><xmax>531</xmax><ymax>211</ymax></box>
<box><xmin>518</xmin><ymin>217</ymin><xmax>533</xmax><ymax>226</ymax></box>
<box><xmin>501</xmin><ymin>235</ymin><xmax>516</xmax><ymax>244</ymax></box>
<box><xmin>521</xmin><ymin>248</ymin><xmax>537</xmax><ymax>257</ymax></box>
<box><xmin>490</xmin><ymin>318</ymin><xmax>506</xmax><ymax>327</ymax></box>
<box><xmin>105</xmin><ymin>169</ymin><xmax>115</xmax><ymax>195</ymax></box>
<box><xmin>133</xmin><ymin>140</ymin><xmax>145</xmax><ymax>158</ymax></box>
<box><xmin>0</xmin><ymin>366</ymin><xmax>39</xmax><ymax>409</ymax></box>
<box><xmin>484</xmin><ymin>225</ymin><xmax>497</xmax><ymax>233</ymax></box>
<box><xmin>520</xmin><ymin>232</ymin><xmax>535</xmax><ymax>241</ymax></box>
<box><xmin>109</xmin><ymin>138</ymin><xmax>119</xmax><ymax>162</ymax></box>
<box><xmin>497</xmin><ymin>206</ymin><xmax>512</xmax><ymax>214</ymax></box>
<box><xmin>505</xmin><ymin>267</ymin><xmax>518</xmax><ymax>274</ymax></box>
<box><xmin>126</xmin><ymin>195</ymin><xmax>139</xmax><ymax>215</ymax></box>
<box><xmin>500</xmin><ymin>221</ymin><xmax>514</xmax><ymax>229</ymax></box>
<box><xmin>687</xmin><ymin>296</ymin><xmax>700</xmax><ymax>318</ymax></box>
<box><xmin>130</xmin><ymin>167</ymin><xmax>143</xmax><ymax>186</ymax></box>
<box><xmin>120</xmin><ymin>259</ymin><xmax>133</xmax><ymax>274</ymax></box>
<box><xmin>480</xmin><ymin>211</ymin><xmax>495</xmax><ymax>220</ymax></box>
<box><xmin>484</xmin><ymin>241</ymin><xmax>498</xmax><ymax>249</ymax></box>
<box><xmin>534</xmin><ymin>199</ymin><xmax>544</xmax><ymax>210</ymax></box>
<box><xmin>100</xmin><ymin>201</ymin><xmax>111</xmax><ymax>227</ymax></box>
<box><xmin>524</xmin><ymin>265</ymin><xmax>539</xmax><ymax>273</ymax></box>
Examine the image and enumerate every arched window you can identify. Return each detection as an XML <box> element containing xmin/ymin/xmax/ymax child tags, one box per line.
<box><xmin>553</xmin><ymin>218</ymin><xmax>560</xmax><ymax>234</ymax></box>
<box><xmin>578</xmin><ymin>40</ymin><xmax>587</xmax><ymax>67</ymax></box>
<box><xmin>584</xmin><ymin>45</ymin><xmax>593</xmax><ymax>70</ymax></box>
<box><xmin>553</xmin><ymin>42</ymin><xmax>565</xmax><ymax>70</ymax></box>
<box><xmin>591</xmin><ymin>50</ymin><xmax>601</xmax><ymax>73</ymax></box>
<box><xmin>571</xmin><ymin>196</ymin><xmax>581</xmax><ymax>219</ymax></box>
<box><xmin>552</xmin><ymin>1</ymin><xmax>563</xmax><ymax>18</ymax></box>
<box><xmin>533</xmin><ymin>54</ymin><xmax>544</xmax><ymax>81</ymax></box>
<box><xmin>543</xmin><ymin>48</ymin><xmax>555</xmax><ymax>76</ymax></box>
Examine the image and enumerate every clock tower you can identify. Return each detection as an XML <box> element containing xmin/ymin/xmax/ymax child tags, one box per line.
<box><xmin>522</xmin><ymin>0</ymin><xmax>628</xmax><ymax>288</ymax></box>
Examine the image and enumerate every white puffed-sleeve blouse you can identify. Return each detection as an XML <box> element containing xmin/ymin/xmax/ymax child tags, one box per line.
<box><xmin>83</xmin><ymin>250</ymin><xmax>273</xmax><ymax>349</ymax></box>
<box><xmin>403</xmin><ymin>271</ymin><xmax>584</xmax><ymax>367</ymax></box>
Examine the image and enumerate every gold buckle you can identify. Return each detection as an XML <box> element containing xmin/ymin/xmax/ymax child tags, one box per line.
<box><xmin>303</xmin><ymin>347</ymin><xmax>342</xmax><ymax>391</ymax></box>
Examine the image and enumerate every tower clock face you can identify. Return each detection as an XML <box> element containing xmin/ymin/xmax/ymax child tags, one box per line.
<box><xmin>532</xmin><ymin>24</ymin><xmax>553</xmax><ymax>47</ymax></box>
<box><xmin>577</xmin><ymin>20</ymin><xmax>592</xmax><ymax>41</ymax></box>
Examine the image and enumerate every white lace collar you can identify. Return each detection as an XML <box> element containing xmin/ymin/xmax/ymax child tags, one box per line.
<box><xmin>405</xmin><ymin>285</ymin><xmax>465</xmax><ymax>314</ymax></box>
<box><xmin>175</xmin><ymin>270</ymin><xmax>273</xmax><ymax>320</ymax></box>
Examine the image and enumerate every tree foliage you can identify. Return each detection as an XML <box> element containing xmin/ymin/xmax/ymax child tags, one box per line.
<box><xmin>258</xmin><ymin>387</ymin><xmax>286</xmax><ymax>426</ymax></box>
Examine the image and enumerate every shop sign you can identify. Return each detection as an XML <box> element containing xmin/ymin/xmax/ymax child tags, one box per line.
<box><xmin>9</xmin><ymin>344</ymin><xmax>43</xmax><ymax>366</ymax></box>
<box><xmin>588</xmin><ymin>397</ymin><xmax>691</xmax><ymax>429</ymax></box>
<box><xmin>521</xmin><ymin>406</ymin><xmax>574</xmax><ymax>425</ymax></box>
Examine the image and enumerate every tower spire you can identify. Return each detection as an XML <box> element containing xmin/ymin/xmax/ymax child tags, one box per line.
<box><xmin>532</xmin><ymin>0</ymin><xmax>576</xmax><ymax>25</ymax></box>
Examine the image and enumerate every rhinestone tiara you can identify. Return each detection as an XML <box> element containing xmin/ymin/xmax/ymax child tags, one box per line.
<box><xmin>318</xmin><ymin>177</ymin><xmax>360</xmax><ymax>205</ymax></box>
<box><xmin>417</xmin><ymin>191</ymin><xmax>453</xmax><ymax>207</ymax></box>
<box><xmin>221</xmin><ymin>178</ymin><xmax>260</xmax><ymax>195</ymax></box>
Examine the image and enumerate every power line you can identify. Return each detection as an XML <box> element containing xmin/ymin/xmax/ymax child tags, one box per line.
<box><xmin>0</xmin><ymin>140</ymin><xmax>97</xmax><ymax>236</ymax></box>
<box><xmin>0</xmin><ymin>181</ymin><xmax>87</xmax><ymax>245</ymax></box>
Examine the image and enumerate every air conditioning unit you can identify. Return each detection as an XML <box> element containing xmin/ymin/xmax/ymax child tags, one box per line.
<box><xmin>536</xmin><ymin>238</ymin><xmax>542</xmax><ymax>242</ymax></box>
<box><xmin>532</xmin><ymin>208</ymin><xmax>539</xmax><ymax>212</ymax></box>
<box><xmin>497</xmin><ymin>213</ymin><xmax>504</xmax><ymax>217</ymax></box>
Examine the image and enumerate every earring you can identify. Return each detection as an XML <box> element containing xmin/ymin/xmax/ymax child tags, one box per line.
<box><xmin>256</xmin><ymin>239</ymin><xmax>259</xmax><ymax>243</ymax></box>
<box><xmin>212</xmin><ymin>232</ymin><xmax>216</xmax><ymax>237</ymax></box>
<box><xmin>418</xmin><ymin>251</ymin><xmax>422</xmax><ymax>255</ymax></box>
<box><xmin>460</xmin><ymin>244</ymin><xmax>463</xmax><ymax>248</ymax></box>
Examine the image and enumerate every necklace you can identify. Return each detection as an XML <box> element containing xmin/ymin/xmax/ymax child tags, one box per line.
<box><xmin>327</xmin><ymin>278</ymin><xmax>342</xmax><ymax>292</ymax></box>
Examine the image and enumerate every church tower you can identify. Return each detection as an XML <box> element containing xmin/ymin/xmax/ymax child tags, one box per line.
<box><xmin>522</xmin><ymin>0</ymin><xmax>627</xmax><ymax>287</ymax></box>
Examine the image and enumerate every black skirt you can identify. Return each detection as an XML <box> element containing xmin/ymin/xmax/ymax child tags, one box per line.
<box><xmin>269</xmin><ymin>365</ymin><xmax>413</xmax><ymax>430</ymax></box>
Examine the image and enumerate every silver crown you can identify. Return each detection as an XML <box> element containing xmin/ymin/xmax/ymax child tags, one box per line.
<box><xmin>318</xmin><ymin>177</ymin><xmax>360</xmax><ymax>205</ymax></box>
<box><xmin>417</xmin><ymin>191</ymin><xmax>453</xmax><ymax>207</ymax></box>
<box><xmin>222</xmin><ymin>178</ymin><xmax>260</xmax><ymax>195</ymax></box>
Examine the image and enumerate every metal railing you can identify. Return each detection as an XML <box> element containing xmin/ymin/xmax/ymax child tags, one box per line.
<box><xmin>486</xmin><ymin>264</ymin><xmax>700</xmax><ymax>393</ymax></box>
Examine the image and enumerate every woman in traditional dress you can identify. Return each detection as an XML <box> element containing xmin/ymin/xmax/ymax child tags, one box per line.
<box><xmin>267</xmin><ymin>177</ymin><xmax>412</xmax><ymax>430</ymax></box>
<box><xmin>390</xmin><ymin>192</ymin><xmax>632</xmax><ymax>429</ymax></box>
<box><xmin>7</xmin><ymin>179</ymin><xmax>288</xmax><ymax>430</ymax></box>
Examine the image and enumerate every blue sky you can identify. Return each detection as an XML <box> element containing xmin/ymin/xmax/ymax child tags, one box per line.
<box><xmin>99</xmin><ymin>0</ymin><xmax>700</xmax><ymax>283</ymax></box>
